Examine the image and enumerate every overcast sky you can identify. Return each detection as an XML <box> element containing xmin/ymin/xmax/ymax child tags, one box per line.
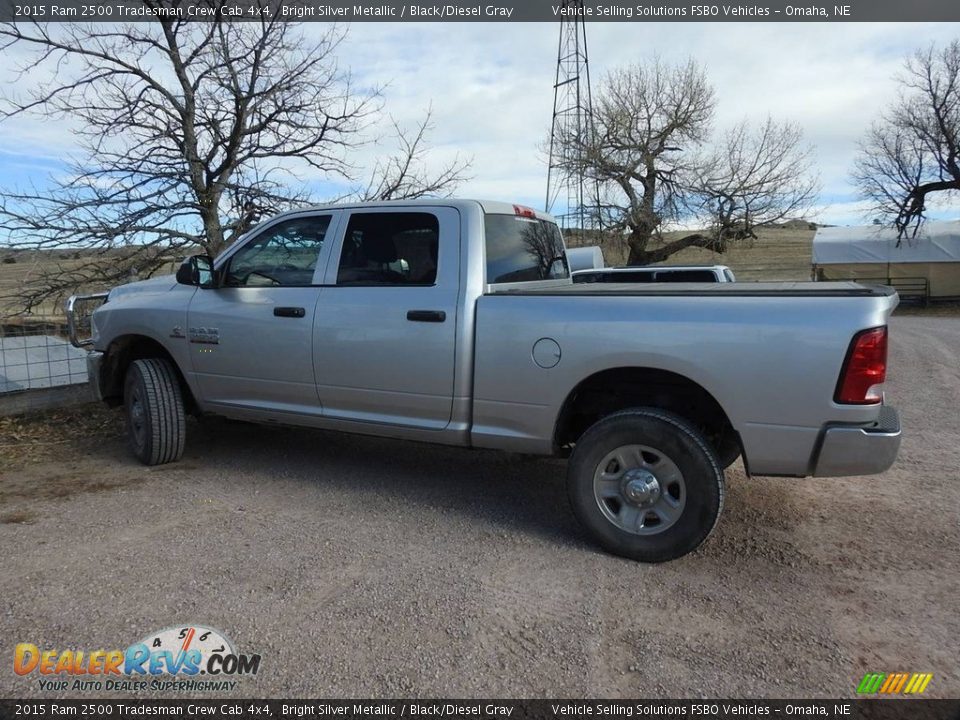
<box><xmin>2</xmin><ymin>21</ymin><xmax>959</xmax><ymax>229</ymax></box>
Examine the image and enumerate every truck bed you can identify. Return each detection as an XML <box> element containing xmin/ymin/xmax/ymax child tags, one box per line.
<box><xmin>489</xmin><ymin>281</ymin><xmax>896</xmax><ymax>298</ymax></box>
<box><xmin>473</xmin><ymin>278</ymin><xmax>899</xmax><ymax>473</ymax></box>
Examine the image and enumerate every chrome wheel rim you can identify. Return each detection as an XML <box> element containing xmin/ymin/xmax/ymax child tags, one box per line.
<box><xmin>593</xmin><ymin>444</ymin><xmax>686</xmax><ymax>535</ymax></box>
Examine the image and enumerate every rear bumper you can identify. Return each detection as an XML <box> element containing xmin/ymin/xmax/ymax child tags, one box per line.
<box><xmin>812</xmin><ymin>405</ymin><xmax>901</xmax><ymax>477</ymax></box>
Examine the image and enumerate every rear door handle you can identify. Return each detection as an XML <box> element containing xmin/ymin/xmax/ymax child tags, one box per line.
<box><xmin>274</xmin><ymin>306</ymin><xmax>305</xmax><ymax>318</ymax></box>
<box><xmin>406</xmin><ymin>310</ymin><xmax>446</xmax><ymax>323</ymax></box>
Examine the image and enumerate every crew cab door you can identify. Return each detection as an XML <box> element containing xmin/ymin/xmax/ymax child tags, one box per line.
<box><xmin>313</xmin><ymin>207</ymin><xmax>460</xmax><ymax>430</ymax></box>
<box><xmin>186</xmin><ymin>211</ymin><xmax>341</xmax><ymax>415</ymax></box>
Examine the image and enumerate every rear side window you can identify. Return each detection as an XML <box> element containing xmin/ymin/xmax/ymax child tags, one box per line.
<box><xmin>337</xmin><ymin>212</ymin><xmax>439</xmax><ymax>286</ymax></box>
<box><xmin>484</xmin><ymin>214</ymin><xmax>569</xmax><ymax>284</ymax></box>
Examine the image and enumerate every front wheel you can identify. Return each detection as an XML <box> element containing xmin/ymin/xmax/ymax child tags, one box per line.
<box><xmin>124</xmin><ymin>358</ymin><xmax>186</xmax><ymax>466</ymax></box>
<box><xmin>567</xmin><ymin>408</ymin><xmax>724</xmax><ymax>562</ymax></box>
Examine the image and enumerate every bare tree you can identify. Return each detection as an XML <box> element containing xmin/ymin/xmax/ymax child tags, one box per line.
<box><xmin>555</xmin><ymin>59</ymin><xmax>818</xmax><ymax>265</ymax></box>
<box><xmin>519</xmin><ymin>219</ymin><xmax>566</xmax><ymax>278</ymax></box>
<box><xmin>0</xmin><ymin>13</ymin><xmax>468</xmax><ymax>314</ymax></box>
<box><xmin>675</xmin><ymin>118</ymin><xmax>820</xmax><ymax>263</ymax></box>
<box><xmin>853</xmin><ymin>40</ymin><xmax>960</xmax><ymax>239</ymax></box>
<box><xmin>356</xmin><ymin>106</ymin><xmax>471</xmax><ymax>202</ymax></box>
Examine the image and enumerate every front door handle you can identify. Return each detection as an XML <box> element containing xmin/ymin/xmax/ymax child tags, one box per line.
<box><xmin>274</xmin><ymin>306</ymin><xmax>305</xmax><ymax>318</ymax></box>
<box><xmin>406</xmin><ymin>310</ymin><xmax>446</xmax><ymax>323</ymax></box>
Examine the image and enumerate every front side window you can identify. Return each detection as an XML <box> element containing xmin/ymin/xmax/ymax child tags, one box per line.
<box><xmin>484</xmin><ymin>214</ymin><xmax>569</xmax><ymax>284</ymax></box>
<box><xmin>336</xmin><ymin>212</ymin><xmax>439</xmax><ymax>286</ymax></box>
<box><xmin>225</xmin><ymin>215</ymin><xmax>332</xmax><ymax>287</ymax></box>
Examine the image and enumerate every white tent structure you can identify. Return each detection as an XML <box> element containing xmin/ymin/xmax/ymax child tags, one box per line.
<box><xmin>813</xmin><ymin>221</ymin><xmax>960</xmax><ymax>300</ymax></box>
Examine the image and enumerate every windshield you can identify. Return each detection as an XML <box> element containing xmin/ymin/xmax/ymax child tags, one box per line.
<box><xmin>484</xmin><ymin>214</ymin><xmax>569</xmax><ymax>284</ymax></box>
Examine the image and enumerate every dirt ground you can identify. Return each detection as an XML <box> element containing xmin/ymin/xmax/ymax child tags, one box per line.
<box><xmin>0</xmin><ymin>315</ymin><xmax>957</xmax><ymax>699</ymax></box>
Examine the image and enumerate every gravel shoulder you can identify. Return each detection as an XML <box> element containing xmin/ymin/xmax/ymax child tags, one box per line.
<box><xmin>1</xmin><ymin>315</ymin><xmax>957</xmax><ymax>699</ymax></box>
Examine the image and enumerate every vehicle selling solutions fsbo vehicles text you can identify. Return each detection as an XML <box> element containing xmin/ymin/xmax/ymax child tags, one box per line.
<box><xmin>554</xmin><ymin>5</ymin><xmax>849</xmax><ymax>18</ymax></box>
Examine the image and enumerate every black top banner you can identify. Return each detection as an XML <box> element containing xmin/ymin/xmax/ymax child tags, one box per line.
<box><xmin>1</xmin><ymin>0</ymin><xmax>959</xmax><ymax>23</ymax></box>
<box><xmin>1</xmin><ymin>700</ymin><xmax>960</xmax><ymax>720</ymax></box>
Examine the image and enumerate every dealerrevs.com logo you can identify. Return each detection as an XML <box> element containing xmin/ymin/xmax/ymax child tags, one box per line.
<box><xmin>14</xmin><ymin>625</ymin><xmax>261</xmax><ymax>693</ymax></box>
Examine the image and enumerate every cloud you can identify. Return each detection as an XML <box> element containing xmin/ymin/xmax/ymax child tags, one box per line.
<box><xmin>2</xmin><ymin>21</ymin><xmax>960</xmax><ymax>226</ymax></box>
<box><xmin>330</xmin><ymin>21</ymin><xmax>960</xmax><ymax>222</ymax></box>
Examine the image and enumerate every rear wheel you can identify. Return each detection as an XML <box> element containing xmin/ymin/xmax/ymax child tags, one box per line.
<box><xmin>567</xmin><ymin>408</ymin><xmax>724</xmax><ymax>562</ymax></box>
<box><xmin>124</xmin><ymin>358</ymin><xmax>186</xmax><ymax>466</ymax></box>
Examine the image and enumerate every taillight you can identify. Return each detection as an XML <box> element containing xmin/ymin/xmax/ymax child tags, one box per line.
<box><xmin>835</xmin><ymin>327</ymin><xmax>887</xmax><ymax>404</ymax></box>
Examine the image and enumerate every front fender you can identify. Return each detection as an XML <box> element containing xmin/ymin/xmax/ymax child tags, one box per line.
<box><xmin>92</xmin><ymin>284</ymin><xmax>197</xmax><ymax>405</ymax></box>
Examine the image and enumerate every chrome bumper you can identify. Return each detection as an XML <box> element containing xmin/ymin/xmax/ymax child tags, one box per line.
<box><xmin>87</xmin><ymin>351</ymin><xmax>104</xmax><ymax>402</ymax></box>
<box><xmin>812</xmin><ymin>406</ymin><xmax>901</xmax><ymax>477</ymax></box>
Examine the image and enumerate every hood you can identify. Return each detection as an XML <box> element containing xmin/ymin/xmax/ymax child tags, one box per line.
<box><xmin>108</xmin><ymin>274</ymin><xmax>179</xmax><ymax>300</ymax></box>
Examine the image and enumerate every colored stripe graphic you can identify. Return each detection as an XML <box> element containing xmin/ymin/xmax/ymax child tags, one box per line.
<box><xmin>858</xmin><ymin>673</ymin><xmax>886</xmax><ymax>694</ymax></box>
<box><xmin>858</xmin><ymin>672</ymin><xmax>932</xmax><ymax>695</ymax></box>
<box><xmin>904</xmin><ymin>674</ymin><xmax>921</xmax><ymax>694</ymax></box>
<box><xmin>908</xmin><ymin>673</ymin><xmax>933</xmax><ymax>694</ymax></box>
<box><xmin>880</xmin><ymin>674</ymin><xmax>897</xmax><ymax>693</ymax></box>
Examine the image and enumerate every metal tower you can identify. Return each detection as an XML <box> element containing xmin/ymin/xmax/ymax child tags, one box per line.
<box><xmin>545</xmin><ymin>1</ymin><xmax>599</xmax><ymax>237</ymax></box>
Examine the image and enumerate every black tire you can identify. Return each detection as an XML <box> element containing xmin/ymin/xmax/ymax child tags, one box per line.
<box><xmin>123</xmin><ymin>358</ymin><xmax>186</xmax><ymax>466</ymax></box>
<box><xmin>567</xmin><ymin>408</ymin><xmax>724</xmax><ymax>563</ymax></box>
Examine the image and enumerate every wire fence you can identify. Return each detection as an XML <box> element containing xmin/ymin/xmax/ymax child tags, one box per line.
<box><xmin>0</xmin><ymin>317</ymin><xmax>89</xmax><ymax>395</ymax></box>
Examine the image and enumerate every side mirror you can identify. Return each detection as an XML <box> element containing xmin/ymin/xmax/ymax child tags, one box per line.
<box><xmin>176</xmin><ymin>255</ymin><xmax>215</xmax><ymax>288</ymax></box>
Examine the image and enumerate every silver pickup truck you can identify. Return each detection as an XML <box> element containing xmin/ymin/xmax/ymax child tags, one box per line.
<box><xmin>68</xmin><ymin>199</ymin><xmax>901</xmax><ymax>562</ymax></box>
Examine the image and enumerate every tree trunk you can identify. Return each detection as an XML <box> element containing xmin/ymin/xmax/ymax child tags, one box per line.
<box><xmin>199</xmin><ymin>195</ymin><xmax>226</xmax><ymax>257</ymax></box>
<box><xmin>626</xmin><ymin>233</ymin><xmax>717</xmax><ymax>266</ymax></box>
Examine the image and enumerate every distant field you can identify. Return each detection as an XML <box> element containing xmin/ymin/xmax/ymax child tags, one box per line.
<box><xmin>0</xmin><ymin>251</ymin><xmax>180</xmax><ymax>321</ymax></box>
<box><xmin>2</xmin><ymin>225</ymin><xmax>816</xmax><ymax>320</ymax></box>
<box><xmin>2</xmin><ymin>225</ymin><xmax>957</xmax><ymax>326</ymax></box>
<box><xmin>0</xmin><ymin>252</ymin><xmax>87</xmax><ymax>321</ymax></box>
<box><xmin>586</xmin><ymin>225</ymin><xmax>816</xmax><ymax>281</ymax></box>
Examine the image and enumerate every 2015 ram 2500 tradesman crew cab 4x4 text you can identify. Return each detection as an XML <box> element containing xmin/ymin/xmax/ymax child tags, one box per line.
<box><xmin>68</xmin><ymin>199</ymin><xmax>902</xmax><ymax>562</ymax></box>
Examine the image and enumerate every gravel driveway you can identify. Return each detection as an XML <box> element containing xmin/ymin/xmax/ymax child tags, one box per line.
<box><xmin>1</xmin><ymin>315</ymin><xmax>957</xmax><ymax>699</ymax></box>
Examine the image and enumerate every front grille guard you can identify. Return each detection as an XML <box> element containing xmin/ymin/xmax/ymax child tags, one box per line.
<box><xmin>65</xmin><ymin>293</ymin><xmax>109</xmax><ymax>348</ymax></box>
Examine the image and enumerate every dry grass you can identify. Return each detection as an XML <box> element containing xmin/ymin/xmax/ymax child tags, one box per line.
<box><xmin>0</xmin><ymin>250</ymin><xmax>110</xmax><ymax>319</ymax></box>
<box><xmin>0</xmin><ymin>249</ymin><xmax>180</xmax><ymax>320</ymax></box>
<box><xmin>3</xmin><ymin>227</ymin><xmax>956</xmax><ymax>318</ymax></box>
<box><xmin>0</xmin><ymin>403</ymin><xmax>123</xmax><ymax>471</ymax></box>
<box><xmin>591</xmin><ymin>224</ymin><xmax>816</xmax><ymax>281</ymax></box>
<box><xmin>569</xmin><ymin>224</ymin><xmax>960</xmax><ymax>315</ymax></box>
<box><xmin>1</xmin><ymin>226</ymin><xmax>817</xmax><ymax>320</ymax></box>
